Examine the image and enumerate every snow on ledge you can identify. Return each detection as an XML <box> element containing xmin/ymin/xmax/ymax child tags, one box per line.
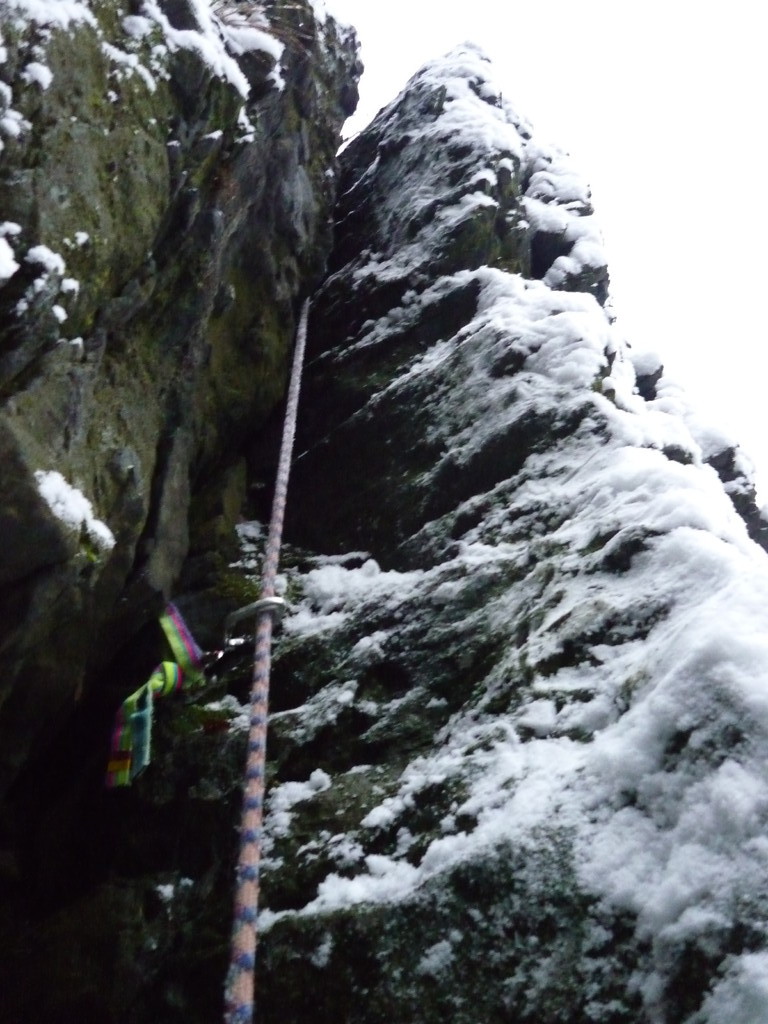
<box><xmin>141</xmin><ymin>0</ymin><xmax>284</xmax><ymax>99</ymax></box>
<box><xmin>6</xmin><ymin>0</ymin><xmax>97</xmax><ymax>29</ymax></box>
<box><xmin>34</xmin><ymin>470</ymin><xmax>115</xmax><ymax>550</ymax></box>
<box><xmin>0</xmin><ymin>229</ymin><xmax>19</xmax><ymax>283</ymax></box>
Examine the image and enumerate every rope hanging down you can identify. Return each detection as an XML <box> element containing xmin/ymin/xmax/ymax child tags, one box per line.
<box><xmin>224</xmin><ymin>298</ymin><xmax>310</xmax><ymax>1024</ymax></box>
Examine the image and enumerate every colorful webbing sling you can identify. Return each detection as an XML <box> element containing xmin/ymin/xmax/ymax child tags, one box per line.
<box><xmin>105</xmin><ymin>604</ymin><xmax>205</xmax><ymax>787</ymax></box>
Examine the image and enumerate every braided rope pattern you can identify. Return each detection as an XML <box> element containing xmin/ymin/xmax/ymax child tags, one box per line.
<box><xmin>225</xmin><ymin>300</ymin><xmax>310</xmax><ymax>1024</ymax></box>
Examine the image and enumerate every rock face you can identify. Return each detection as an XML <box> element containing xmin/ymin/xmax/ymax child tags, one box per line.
<box><xmin>252</xmin><ymin>48</ymin><xmax>768</xmax><ymax>1024</ymax></box>
<box><xmin>0</xmin><ymin>1</ymin><xmax>358</xmax><ymax>1019</ymax></box>
<box><xmin>0</xmin><ymin>0</ymin><xmax>358</xmax><ymax>800</ymax></box>
<box><xmin>2</xmin><ymin>16</ymin><xmax>768</xmax><ymax>1024</ymax></box>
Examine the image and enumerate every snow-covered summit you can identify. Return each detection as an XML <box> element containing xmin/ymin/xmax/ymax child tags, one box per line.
<box><xmin>320</xmin><ymin>44</ymin><xmax>609</xmax><ymax>340</ymax></box>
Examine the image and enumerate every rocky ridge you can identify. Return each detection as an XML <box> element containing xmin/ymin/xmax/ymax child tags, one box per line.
<box><xmin>252</xmin><ymin>46</ymin><xmax>768</xmax><ymax>1024</ymax></box>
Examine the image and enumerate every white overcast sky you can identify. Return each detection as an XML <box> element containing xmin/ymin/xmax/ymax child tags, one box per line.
<box><xmin>325</xmin><ymin>0</ymin><xmax>768</xmax><ymax>498</ymax></box>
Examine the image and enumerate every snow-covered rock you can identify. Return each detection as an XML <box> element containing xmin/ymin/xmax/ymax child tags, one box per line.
<box><xmin>2</xmin><ymin>25</ymin><xmax>767</xmax><ymax>1024</ymax></box>
<box><xmin>253</xmin><ymin>46</ymin><xmax>768</xmax><ymax>1024</ymax></box>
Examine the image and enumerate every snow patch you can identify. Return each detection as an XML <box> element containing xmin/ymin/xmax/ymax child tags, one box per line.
<box><xmin>285</xmin><ymin>559</ymin><xmax>424</xmax><ymax>637</ymax></box>
<box><xmin>268</xmin><ymin>769</ymin><xmax>332</xmax><ymax>838</ymax></box>
<box><xmin>34</xmin><ymin>470</ymin><xmax>115</xmax><ymax>549</ymax></box>
<box><xmin>6</xmin><ymin>0</ymin><xmax>96</xmax><ymax>29</ymax></box>
<box><xmin>21</xmin><ymin>61</ymin><xmax>53</xmax><ymax>89</ymax></box>
<box><xmin>697</xmin><ymin>953</ymin><xmax>768</xmax><ymax>1024</ymax></box>
<box><xmin>25</xmin><ymin>244</ymin><xmax>65</xmax><ymax>276</ymax></box>
<box><xmin>0</xmin><ymin>224</ymin><xmax>20</xmax><ymax>282</ymax></box>
<box><xmin>102</xmin><ymin>41</ymin><xmax>157</xmax><ymax>93</ymax></box>
<box><xmin>141</xmin><ymin>0</ymin><xmax>283</xmax><ymax>100</ymax></box>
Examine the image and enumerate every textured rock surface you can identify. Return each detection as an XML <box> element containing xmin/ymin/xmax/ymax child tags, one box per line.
<box><xmin>249</xmin><ymin>48</ymin><xmax>768</xmax><ymax>1024</ymax></box>
<box><xmin>3</xmin><ymin>20</ymin><xmax>768</xmax><ymax>1024</ymax></box>
<box><xmin>0</xmin><ymin>0</ymin><xmax>358</xmax><ymax>799</ymax></box>
<box><xmin>0</xmin><ymin>1</ymin><xmax>358</xmax><ymax>1019</ymax></box>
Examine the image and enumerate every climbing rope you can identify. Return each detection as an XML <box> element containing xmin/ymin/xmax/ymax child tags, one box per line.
<box><xmin>224</xmin><ymin>298</ymin><xmax>310</xmax><ymax>1024</ymax></box>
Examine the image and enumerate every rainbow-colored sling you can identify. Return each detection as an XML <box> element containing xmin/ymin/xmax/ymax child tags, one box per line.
<box><xmin>105</xmin><ymin>604</ymin><xmax>204</xmax><ymax>787</ymax></box>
